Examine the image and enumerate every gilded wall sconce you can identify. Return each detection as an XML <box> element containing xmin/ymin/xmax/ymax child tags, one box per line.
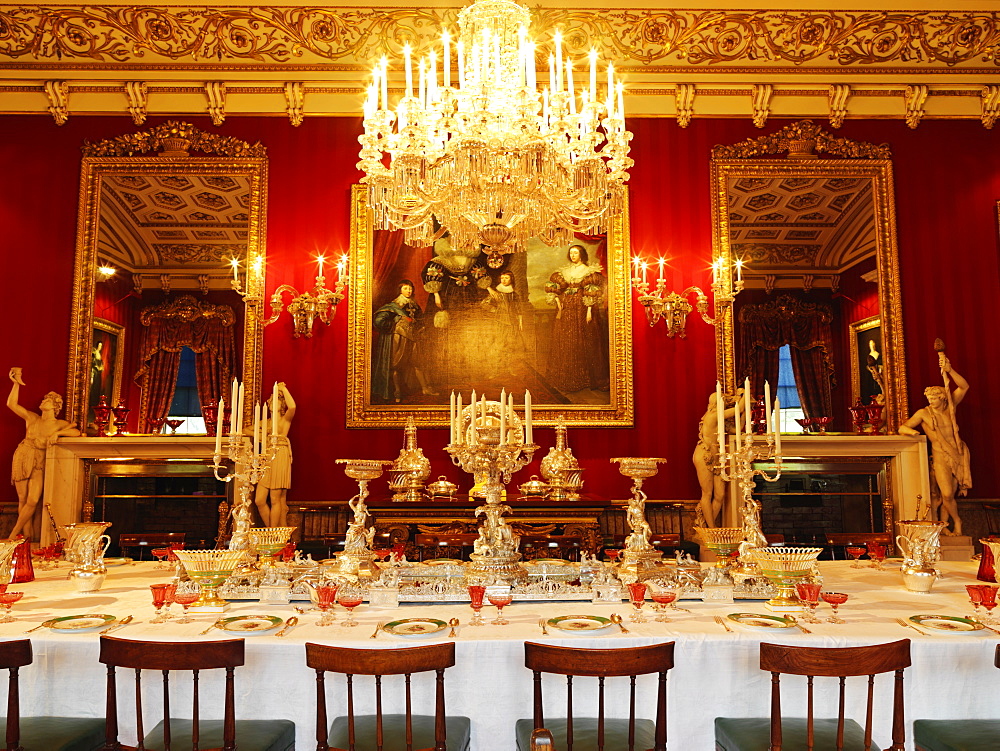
<box><xmin>632</xmin><ymin>256</ymin><xmax>744</xmax><ymax>337</ymax></box>
<box><xmin>264</xmin><ymin>255</ymin><xmax>349</xmax><ymax>338</ymax></box>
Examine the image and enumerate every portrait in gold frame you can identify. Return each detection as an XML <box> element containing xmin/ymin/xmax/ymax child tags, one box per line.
<box><xmin>346</xmin><ymin>185</ymin><xmax>634</xmax><ymax>428</ymax></box>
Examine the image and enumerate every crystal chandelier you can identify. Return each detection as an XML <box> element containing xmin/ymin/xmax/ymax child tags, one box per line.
<box><xmin>357</xmin><ymin>0</ymin><xmax>633</xmax><ymax>257</ymax></box>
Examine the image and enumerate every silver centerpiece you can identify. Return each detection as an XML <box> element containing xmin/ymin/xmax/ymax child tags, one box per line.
<box><xmin>611</xmin><ymin>457</ymin><xmax>665</xmax><ymax>582</ymax></box>
<box><xmin>896</xmin><ymin>519</ymin><xmax>947</xmax><ymax>593</ymax></box>
<box><xmin>335</xmin><ymin>459</ymin><xmax>392</xmax><ymax>580</ymax></box>
<box><xmin>448</xmin><ymin>398</ymin><xmax>537</xmax><ymax>585</ymax></box>
<box><xmin>540</xmin><ymin>415</ymin><xmax>584</xmax><ymax>501</ymax></box>
<box><xmin>388</xmin><ymin>417</ymin><xmax>432</xmax><ymax>502</ymax></box>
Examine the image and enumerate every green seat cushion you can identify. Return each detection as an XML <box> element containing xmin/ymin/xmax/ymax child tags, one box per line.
<box><xmin>329</xmin><ymin>713</ymin><xmax>471</xmax><ymax>751</ymax></box>
<box><xmin>516</xmin><ymin>717</ymin><xmax>657</xmax><ymax>751</ymax></box>
<box><xmin>1</xmin><ymin>717</ymin><xmax>105</xmax><ymax>751</ymax></box>
<box><xmin>914</xmin><ymin>719</ymin><xmax>1000</xmax><ymax>751</ymax></box>
<box><xmin>140</xmin><ymin>718</ymin><xmax>295</xmax><ymax>751</ymax></box>
<box><xmin>715</xmin><ymin>717</ymin><xmax>880</xmax><ymax>750</ymax></box>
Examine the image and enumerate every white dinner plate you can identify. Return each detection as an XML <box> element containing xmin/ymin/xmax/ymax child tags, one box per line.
<box><xmin>48</xmin><ymin>614</ymin><xmax>117</xmax><ymax>632</ymax></box>
<box><xmin>103</xmin><ymin>557</ymin><xmax>133</xmax><ymax>567</ymax></box>
<box><xmin>546</xmin><ymin>615</ymin><xmax>614</xmax><ymax>632</ymax></box>
<box><xmin>727</xmin><ymin>612</ymin><xmax>796</xmax><ymax>630</ymax></box>
<box><xmin>382</xmin><ymin>618</ymin><xmax>448</xmax><ymax>637</ymax></box>
<box><xmin>910</xmin><ymin>615</ymin><xmax>986</xmax><ymax>634</ymax></box>
<box><xmin>218</xmin><ymin>615</ymin><xmax>283</xmax><ymax>634</ymax></box>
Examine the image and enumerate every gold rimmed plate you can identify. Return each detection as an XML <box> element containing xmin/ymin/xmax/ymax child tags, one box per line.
<box><xmin>423</xmin><ymin>559</ymin><xmax>464</xmax><ymax>566</ymax></box>
<box><xmin>103</xmin><ymin>557</ymin><xmax>133</xmax><ymax>567</ymax></box>
<box><xmin>529</xmin><ymin>558</ymin><xmax>573</xmax><ymax>566</ymax></box>
<box><xmin>910</xmin><ymin>615</ymin><xmax>986</xmax><ymax>634</ymax></box>
<box><xmin>218</xmin><ymin>615</ymin><xmax>283</xmax><ymax>634</ymax></box>
<box><xmin>383</xmin><ymin>618</ymin><xmax>448</xmax><ymax>637</ymax></box>
<box><xmin>728</xmin><ymin>613</ymin><xmax>796</xmax><ymax>630</ymax></box>
<box><xmin>48</xmin><ymin>614</ymin><xmax>117</xmax><ymax>632</ymax></box>
<box><xmin>546</xmin><ymin>615</ymin><xmax>614</xmax><ymax>632</ymax></box>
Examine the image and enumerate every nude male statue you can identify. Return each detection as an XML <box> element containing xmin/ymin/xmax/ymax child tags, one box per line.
<box><xmin>7</xmin><ymin>368</ymin><xmax>81</xmax><ymax>539</ymax></box>
<box><xmin>898</xmin><ymin>355</ymin><xmax>970</xmax><ymax>536</ymax></box>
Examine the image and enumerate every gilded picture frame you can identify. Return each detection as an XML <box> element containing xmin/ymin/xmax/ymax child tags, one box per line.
<box><xmin>89</xmin><ymin>318</ymin><xmax>124</xmax><ymax>423</ymax></box>
<box><xmin>849</xmin><ymin>315</ymin><xmax>883</xmax><ymax>407</ymax></box>
<box><xmin>346</xmin><ymin>185</ymin><xmax>634</xmax><ymax>428</ymax></box>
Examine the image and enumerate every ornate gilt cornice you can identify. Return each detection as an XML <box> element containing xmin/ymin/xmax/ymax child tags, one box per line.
<box><xmin>80</xmin><ymin>121</ymin><xmax>265</xmax><ymax>157</ymax></box>
<box><xmin>1</xmin><ymin>6</ymin><xmax>999</xmax><ymax>69</ymax></box>
<box><xmin>712</xmin><ymin>120</ymin><xmax>891</xmax><ymax>159</ymax></box>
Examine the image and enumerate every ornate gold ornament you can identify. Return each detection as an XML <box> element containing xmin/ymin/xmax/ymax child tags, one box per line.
<box><xmin>712</xmin><ymin>119</ymin><xmax>891</xmax><ymax>160</ymax></box>
<box><xmin>3</xmin><ymin>6</ymin><xmax>1000</xmax><ymax>69</ymax></box>
<box><xmin>81</xmin><ymin>120</ymin><xmax>266</xmax><ymax>158</ymax></box>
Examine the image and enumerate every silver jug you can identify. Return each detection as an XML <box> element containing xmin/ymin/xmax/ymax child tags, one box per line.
<box><xmin>896</xmin><ymin>519</ymin><xmax>946</xmax><ymax>593</ymax></box>
<box><xmin>67</xmin><ymin>531</ymin><xmax>110</xmax><ymax>594</ymax></box>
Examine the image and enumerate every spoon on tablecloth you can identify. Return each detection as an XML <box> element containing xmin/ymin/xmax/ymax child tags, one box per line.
<box><xmin>610</xmin><ymin>613</ymin><xmax>630</xmax><ymax>634</ymax></box>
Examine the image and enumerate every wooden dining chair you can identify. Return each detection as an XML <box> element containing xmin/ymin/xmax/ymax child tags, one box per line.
<box><xmin>118</xmin><ymin>532</ymin><xmax>186</xmax><ymax>560</ymax></box>
<box><xmin>517</xmin><ymin>641</ymin><xmax>675</xmax><ymax>751</ymax></box>
<box><xmin>913</xmin><ymin>643</ymin><xmax>1000</xmax><ymax>750</ymax></box>
<box><xmin>305</xmin><ymin>641</ymin><xmax>471</xmax><ymax>751</ymax></box>
<box><xmin>0</xmin><ymin>639</ymin><xmax>105</xmax><ymax>751</ymax></box>
<box><xmin>714</xmin><ymin>639</ymin><xmax>911</xmax><ymax>751</ymax></box>
<box><xmin>99</xmin><ymin>636</ymin><xmax>295</xmax><ymax>751</ymax></box>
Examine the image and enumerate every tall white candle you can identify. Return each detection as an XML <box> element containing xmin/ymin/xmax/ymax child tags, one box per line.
<box><xmin>764</xmin><ymin>381</ymin><xmax>773</xmax><ymax>434</ymax></box>
<box><xmin>715</xmin><ymin>381</ymin><xmax>725</xmax><ymax>451</ymax></box>
<box><xmin>449</xmin><ymin>391</ymin><xmax>455</xmax><ymax>444</ymax></box>
<box><xmin>606</xmin><ymin>63</ymin><xmax>614</xmax><ymax>115</ymax></box>
<box><xmin>774</xmin><ymin>398</ymin><xmax>782</xmax><ymax>452</ymax></box>
<box><xmin>380</xmin><ymin>58</ymin><xmax>388</xmax><ymax>110</ymax></box>
<box><xmin>734</xmin><ymin>396</ymin><xmax>742</xmax><ymax>450</ymax></box>
<box><xmin>261</xmin><ymin>404</ymin><xmax>268</xmax><ymax>454</ymax></box>
<box><xmin>237</xmin><ymin>383</ymin><xmax>245</xmax><ymax>435</ymax></box>
<box><xmin>525</xmin><ymin>390</ymin><xmax>533</xmax><ymax>444</ymax></box>
<box><xmin>548</xmin><ymin>54</ymin><xmax>555</xmax><ymax>95</ymax></box>
<box><xmin>566</xmin><ymin>60</ymin><xmax>575</xmax><ymax>114</ymax></box>
<box><xmin>744</xmin><ymin>377</ymin><xmax>752</xmax><ymax>434</ymax></box>
<box><xmin>499</xmin><ymin>388</ymin><xmax>507</xmax><ymax>445</ymax></box>
<box><xmin>253</xmin><ymin>403</ymin><xmax>260</xmax><ymax>457</ymax></box>
<box><xmin>229</xmin><ymin>379</ymin><xmax>238</xmax><ymax>434</ymax></box>
<box><xmin>215</xmin><ymin>397</ymin><xmax>224</xmax><ymax>458</ymax></box>
<box><xmin>456</xmin><ymin>392</ymin><xmax>463</xmax><ymax>444</ymax></box>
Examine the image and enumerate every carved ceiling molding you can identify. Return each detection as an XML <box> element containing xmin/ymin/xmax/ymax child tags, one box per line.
<box><xmin>712</xmin><ymin>120</ymin><xmax>892</xmax><ymax>159</ymax></box>
<box><xmin>734</xmin><ymin>244</ymin><xmax>822</xmax><ymax>266</ymax></box>
<box><xmin>80</xmin><ymin>121</ymin><xmax>266</xmax><ymax>158</ymax></box>
<box><xmin>1</xmin><ymin>6</ymin><xmax>999</xmax><ymax>69</ymax></box>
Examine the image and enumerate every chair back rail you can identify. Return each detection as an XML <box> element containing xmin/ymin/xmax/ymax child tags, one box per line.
<box><xmin>525</xmin><ymin>641</ymin><xmax>674</xmax><ymax>751</ymax></box>
<box><xmin>100</xmin><ymin>636</ymin><xmax>244</xmax><ymax>751</ymax></box>
<box><xmin>760</xmin><ymin>639</ymin><xmax>910</xmax><ymax>751</ymax></box>
<box><xmin>306</xmin><ymin>642</ymin><xmax>456</xmax><ymax>751</ymax></box>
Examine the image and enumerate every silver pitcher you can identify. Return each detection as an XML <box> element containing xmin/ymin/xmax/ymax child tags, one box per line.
<box><xmin>896</xmin><ymin>519</ymin><xmax>947</xmax><ymax>593</ymax></box>
<box><xmin>63</xmin><ymin>522</ymin><xmax>111</xmax><ymax>593</ymax></box>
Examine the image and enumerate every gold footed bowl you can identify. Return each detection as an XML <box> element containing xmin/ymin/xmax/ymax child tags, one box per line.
<box><xmin>747</xmin><ymin>546</ymin><xmax>823</xmax><ymax>612</ymax></box>
<box><xmin>248</xmin><ymin>527</ymin><xmax>296</xmax><ymax>567</ymax></box>
<box><xmin>173</xmin><ymin>550</ymin><xmax>248</xmax><ymax>613</ymax></box>
<box><xmin>467</xmin><ymin>553</ymin><xmax>528</xmax><ymax>586</ymax></box>
<box><xmin>695</xmin><ymin>527</ymin><xmax>744</xmax><ymax>566</ymax></box>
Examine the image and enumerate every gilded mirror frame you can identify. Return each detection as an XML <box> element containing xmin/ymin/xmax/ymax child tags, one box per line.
<box><xmin>710</xmin><ymin>121</ymin><xmax>907</xmax><ymax>430</ymax></box>
<box><xmin>346</xmin><ymin>184</ymin><xmax>634</xmax><ymax>428</ymax></box>
<box><xmin>66</xmin><ymin>123</ymin><xmax>268</xmax><ymax>429</ymax></box>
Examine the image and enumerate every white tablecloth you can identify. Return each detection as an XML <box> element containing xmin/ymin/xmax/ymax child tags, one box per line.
<box><xmin>7</xmin><ymin>560</ymin><xmax>997</xmax><ymax>750</ymax></box>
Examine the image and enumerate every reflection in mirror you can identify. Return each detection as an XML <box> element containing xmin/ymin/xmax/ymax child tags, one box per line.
<box><xmin>67</xmin><ymin>124</ymin><xmax>267</xmax><ymax>433</ymax></box>
<box><xmin>711</xmin><ymin>122</ymin><xmax>906</xmax><ymax>432</ymax></box>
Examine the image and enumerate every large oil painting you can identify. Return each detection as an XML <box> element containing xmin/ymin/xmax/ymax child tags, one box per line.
<box><xmin>346</xmin><ymin>186</ymin><xmax>633</xmax><ymax>427</ymax></box>
<box><xmin>89</xmin><ymin>318</ymin><xmax>124</xmax><ymax>424</ymax></box>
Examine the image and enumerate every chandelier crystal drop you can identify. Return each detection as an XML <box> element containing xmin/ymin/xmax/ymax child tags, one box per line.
<box><xmin>357</xmin><ymin>0</ymin><xmax>633</xmax><ymax>255</ymax></box>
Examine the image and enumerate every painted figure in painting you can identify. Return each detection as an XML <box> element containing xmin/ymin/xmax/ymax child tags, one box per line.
<box><xmin>544</xmin><ymin>244</ymin><xmax>609</xmax><ymax>393</ymax></box>
<box><xmin>7</xmin><ymin>368</ymin><xmax>80</xmax><ymax>539</ymax></box>
<box><xmin>693</xmin><ymin>389</ymin><xmax>747</xmax><ymax>527</ymax></box>
<box><xmin>482</xmin><ymin>270</ymin><xmax>525</xmax><ymax>378</ymax></box>
<box><xmin>421</xmin><ymin>238</ymin><xmax>491</xmax><ymax>386</ymax></box>
<box><xmin>372</xmin><ymin>280</ymin><xmax>436</xmax><ymax>403</ymax></box>
<box><xmin>253</xmin><ymin>382</ymin><xmax>295</xmax><ymax>528</ymax></box>
<box><xmin>899</xmin><ymin>354</ymin><xmax>970</xmax><ymax>535</ymax></box>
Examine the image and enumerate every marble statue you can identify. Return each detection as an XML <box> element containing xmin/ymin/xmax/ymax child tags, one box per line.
<box><xmin>254</xmin><ymin>383</ymin><xmax>296</xmax><ymax>527</ymax></box>
<box><xmin>898</xmin><ymin>348</ymin><xmax>970</xmax><ymax>536</ymax></box>
<box><xmin>692</xmin><ymin>389</ymin><xmax>746</xmax><ymax>527</ymax></box>
<box><xmin>7</xmin><ymin>368</ymin><xmax>80</xmax><ymax>539</ymax></box>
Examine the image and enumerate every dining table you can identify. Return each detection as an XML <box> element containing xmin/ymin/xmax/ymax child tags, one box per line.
<box><xmin>5</xmin><ymin>557</ymin><xmax>998</xmax><ymax>750</ymax></box>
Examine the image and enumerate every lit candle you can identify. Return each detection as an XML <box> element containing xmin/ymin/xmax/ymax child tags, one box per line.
<box><xmin>744</xmin><ymin>377</ymin><xmax>752</xmax><ymax>434</ymax></box>
<box><xmin>715</xmin><ymin>381</ymin><xmax>725</xmax><ymax>452</ymax></box>
<box><xmin>230</xmin><ymin>258</ymin><xmax>239</xmax><ymax>283</ymax></box>
<box><xmin>589</xmin><ymin>48</ymin><xmax>597</xmax><ymax>101</ymax></box>
<box><xmin>317</xmin><ymin>255</ymin><xmax>325</xmax><ymax>280</ymax></box>
<box><xmin>215</xmin><ymin>397</ymin><xmax>224</xmax><ymax>458</ymax></box>
<box><xmin>470</xmin><ymin>389</ymin><xmax>477</xmax><ymax>437</ymax></box>
<box><xmin>548</xmin><ymin>54</ymin><xmax>556</xmax><ymax>95</ymax></box>
<box><xmin>429</xmin><ymin>50</ymin><xmax>437</xmax><ymax>103</ymax></box>
<box><xmin>736</xmin><ymin>257</ymin><xmax>744</xmax><ymax>284</ymax></box>
<box><xmin>566</xmin><ymin>60</ymin><xmax>575</xmax><ymax>114</ymax></box>
<box><xmin>253</xmin><ymin>402</ymin><xmax>260</xmax><ymax>457</ymax></box>
<box><xmin>261</xmin><ymin>404</ymin><xmax>268</xmax><ymax>454</ymax></box>
<box><xmin>229</xmin><ymin>378</ymin><xmax>238</xmax><ymax>434</ymax></box>
<box><xmin>404</xmin><ymin>44</ymin><xmax>413</xmax><ymax>97</ymax></box>
<box><xmin>657</xmin><ymin>257</ymin><xmax>665</xmax><ymax>282</ymax></box>
<box><xmin>237</xmin><ymin>382</ymin><xmax>245</xmax><ymax>436</ymax></box>
<box><xmin>774</xmin><ymin>398</ymin><xmax>782</xmax><ymax>452</ymax></box>
<box><xmin>449</xmin><ymin>391</ymin><xmax>455</xmax><ymax>444</ymax></box>
<box><xmin>442</xmin><ymin>32</ymin><xmax>451</xmax><ymax>88</ymax></box>
<box><xmin>642</xmin><ymin>261</ymin><xmax>648</xmax><ymax>286</ymax></box>
<box><xmin>734</xmin><ymin>396</ymin><xmax>742</xmax><ymax>450</ymax></box>
<box><xmin>271</xmin><ymin>382</ymin><xmax>279</xmax><ymax>437</ymax></box>
<box><xmin>606</xmin><ymin>62</ymin><xmax>614</xmax><ymax>115</ymax></box>
<box><xmin>418</xmin><ymin>57</ymin><xmax>425</xmax><ymax>107</ymax></box>
<box><xmin>379</xmin><ymin>58</ymin><xmax>388</xmax><ymax>110</ymax></box>
<box><xmin>764</xmin><ymin>381</ymin><xmax>772</xmax><ymax>435</ymax></box>
<box><xmin>456</xmin><ymin>392</ymin><xmax>463</xmax><ymax>445</ymax></box>
<box><xmin>499</xmin><ymin>388</ymin><xmax>507</xmax><ymax>445</ymax></box>
<box><xmin>524</xmin><ymin>390</ymin><xmax>533</xmax><ymax>444</ymax></box>
<box><xmin>481</xmin><ymin>393</ymin><xmax>487</xmax><ymax>426</ymax></box>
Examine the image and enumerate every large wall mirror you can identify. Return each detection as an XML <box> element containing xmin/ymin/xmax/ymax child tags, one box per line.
<box><xmin>711</xmin><ymin>121</ymin><xmax>907</xmax><ymax>432</ymax></box>
<box><xmin>66</xmin><ymin>123</ymin><xmax>267</xmax><ymax>432</ymax></box>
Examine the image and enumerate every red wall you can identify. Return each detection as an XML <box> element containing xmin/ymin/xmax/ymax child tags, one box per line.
<box><xmin>1</xmin><ymin>115</ymin><xmax>997</xmax><ymax>505</ymax></box>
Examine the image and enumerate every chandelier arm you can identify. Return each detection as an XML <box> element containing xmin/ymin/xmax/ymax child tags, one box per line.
<box><xmin>263</xmin><ymin>284</ymin><xmax>301</xmax><ymax>327</ymax></box>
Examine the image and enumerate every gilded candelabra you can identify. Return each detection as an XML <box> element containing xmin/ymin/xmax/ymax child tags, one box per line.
<box><xmin>263</xmin><ymin>255</ymin><xmax>349</xmax><ymax>338</ymax></box>
<box><xmin>447</xmin><ymin>392</ymin><xmax>537</xmax><ymax>584</ymax></box>
<box><xmin>632</xmin><ymin>257</ymin><xmax>744</xmax><ymax>337</ymax></box>
<box><xmin>335</xmin><ymin>459</ymin><xmax>392</xmax><ymax>580</ymax></box>
<box><xmin>611</xmin><ymin>457</ymin><xmax>665</xmax><ymax>582</ymax></box>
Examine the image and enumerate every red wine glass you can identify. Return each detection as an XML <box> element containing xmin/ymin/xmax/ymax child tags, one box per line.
<box><xmin>487</xmin><ymin>592</ymin><xmax>513</xmax><ymax>625</ymax></box>
<box><xmin>604</xmin><ymin>548</ymin><xmax>621</xmax><ymax>564</ymax></box>
<box><xmin>151</xmin><ymin>548</ymin><xmax>170</xmax><ymax>569</ymax></box>
<box><xmin>979</xmin><ymin>585</ymin><xmax>999</xmax><ymax>624</ymax></box>
<box><xmin>794</xmin><ymin>581</ymin><xmax>822</xmax><ymax>622</ymax></box>
<box><xmin>149</xmin><ymin>583</ymin><xmax>171</xmax><ymax>623</ymax></box>
<box><xmin>866</xmin><ymin>542</ymin><xmax>886</xmax><ymax>570</ymax></box>
<box><xmin>337</xmin><ymin>584</ymin><xmax>364</xmax><ymax>627</ymax></box>
<box><xmin>846</xmin><ymin>546</ymin><xmax>866</xmax><ymax>569</ymax></box>
<box><xmin>160</xmin><ymin>583</ymin><xmax>177</xmax><ymax>620</ymax></box>
<box><xmin>315</xmin><ymin>584</ymin><xmax>338</xmax><ymax>626</ymax></box>
<box><xmin>468</xmin><ymin>585</ymin><xmax>486</xmax><ymax>626</ymax></box>
<box><xmin>173</xmin><ymin>588</ymin><xmax>200</xmax><ymax>623</ymax></box>
<box><xmin>626</xmin><ymin>581</ymin><xmax>648</xmax><ymax>623</ymax></box>
<box><xmin>0</xmin><ymin>592</ymin><xmax>23</xmax><ymax>623</ymax></box>
<box><xmin>820</xmin><ymin>591</ymin><xmax>849</xmax><ymax>623</ymax></box>
<box><xmin>967</xmin><ymin>584</ymin><xmax>985</xmax><ymax>620</ymax></box>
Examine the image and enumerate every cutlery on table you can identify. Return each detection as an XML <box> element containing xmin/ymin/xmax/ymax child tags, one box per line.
<box><xmin>199</xmin><ymin>619</ymin><xmax>224</xmax><ymax>636</ymax></box>
<box><xmin>448</xmin><ymin>618</ymin><xmax>460</xmax><ymax>638</ymax></box>
<box><xmin>275</xmin><ymin>616</ymin><xmax>298</xmax><ymax>638</ymax></box>
<box><xmin>369</xmin><ymin>621</ymin><xmax>384</xmax><ymax>639</ymax></box>
<box><xmin>895</xmin><ymin>617</ymin><xmax>929</xmax><ymax>636</ymax></box>
<box><xmin>101</xmin><ymin>615</ymin><xmax>133</xmax><ymax>635</ymax></box>
<box><xmin>23</xmin><ymin>620</ymin><xmax>55</xmax><ymax>634</ymax></box>
<box><xmin>971</xmin><ymin>620</ymin><xmax>1000</xmax><ymax>635</ymax></box>
<box><xmin>714</xmin><ymin>615</ymin><xmax>734</xmax><ymax>633</ymax></box>
<box><xmin>787</xmin><ymin>616</ymin><xmax>811</xmax><ymax>634</ymax></box>
<box><xmin>610</xmin><ymin>613</ymin><xmax>630</xmax><ymax>634</ymax></box>
<box><xmin>538</xmin><ymin>618</ymin><xmax>549</xmax><ymax>635</ymax></box>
